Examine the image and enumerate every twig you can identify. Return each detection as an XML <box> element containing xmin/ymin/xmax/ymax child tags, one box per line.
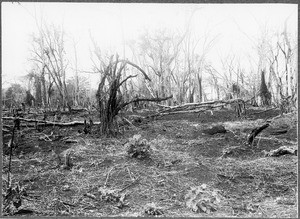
<box><xmin>122</xmin><ymin>117</ymin><xmax>136</xmax><ymax>128</ymax></box>
<box><xmin>84</xmin><ymin>193</ymin><xmax>97</xmax><ymax>200</ymax></box>
<box><xmin>62</xmin><ymin>201</ymin><xmax>76</xmax><ymax>207</ymax></box>
<box><xmin>126</xmin><ymin>167</ymin><xmax>134</xmax><ymax>181</ymax></box>
<box><xmin>104</xmin><ymin>167</ymin><xmax>115</xmax><ymax>187</ymax></box>
<box><xmin>258</xmin><ymin>205</ymin><xmax>267</xmax><ymax>217</ymax></box>
<box><xmin>119</xmin><ymin>178</ymin><xmax>140</xmax><ymax>193</ymax></box>
<box><xmin>40</xmin><ymin>133</ymin><xmax>53</xmax><ymax>142</ymax></box>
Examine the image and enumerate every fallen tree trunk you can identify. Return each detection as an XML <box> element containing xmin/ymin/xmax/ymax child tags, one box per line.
<box><xmin>151</xmin><ymin>98</ymin><xmax>245</xmax><ymax>118</ymax></box>
<box><xmin>263</xmin><ymin>146</ymin><xmax>297</xmax><ymax>157</ymax></box>
<box><xmin>2</xmin><ymin>117</ymin><xmax>100</xmax><ymax>127</ymax></box>
<box><xmin>270</xmin><ymin>129</ymin><xmax>288</xmax><ymax>135</ymax></box>
<box><xmin>249</xmin><ymin>107</ymin><xmax>276</xmax><ymax>115</ymax></box>
<box><xmin>157</xmin><ymin>98</ymin><xmax>243</xmax><ymax>110</ymax></box>
<box><xmin>148</xmin><ymin>103</ymin><xmax>228</xmax><ymax>118</ymax></box>
<box><xmin>147</xmin><ymin>109</ymin><xmax>206</xmax><ymax>118</ymax></box>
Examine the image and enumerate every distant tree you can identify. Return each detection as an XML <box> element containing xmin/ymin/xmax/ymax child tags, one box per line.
<box><xmin>66</xmin><ymin>76</ymin><xmax>91</xmax><ymax>107</ymax></box>
<box><xmin>137</xmin><ymin>29</ymin><xmax>185</xmax><ymax>102</ymax></box>
<box><xmin>30</xmin><ymin>22</ymin><xmax>72</xmax><ymax>111</ymax></box>
<box><xmin>232</xmin><ymin>83</ymin><xmax>240</xmax><ymax>98</ymax></box>
<box><xmin>259</xmin><ymin>70</ymin><xmax>272</xmax><ymax>106</ymax></box>
<box><xmin>205</xmin><ymin>65</ymin><xmax>221</xmax><ymax>100</ymax></box>
<box><xmin>4</xmin><ymin>84</ymin><xmax>26</xmax><ymax>109</ymax></box>
<box><xmin>24</xmin><ymin>90</ymin><xmax>35</xmax><ymax>107</ymax></box>
<box><xmin>254</xmin><ymin>19</ymin><xmax>297</xmax><ymax>107</ymax></box>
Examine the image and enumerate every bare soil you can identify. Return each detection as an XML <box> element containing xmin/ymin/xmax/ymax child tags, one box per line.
<box><xmin>2</xmin><ymin>107</ymin><xmax>298</xmax><ymax>217</ymax></box>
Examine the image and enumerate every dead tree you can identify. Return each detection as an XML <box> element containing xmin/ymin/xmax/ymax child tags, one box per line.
<box><xmin>31</xmin><ymin>23</ymin><xmax>72</xmax><ymax>112</ymax></box>
<box><xmin>259</xmin><ymin>70</ymin><xmax>272</xmax><ymax>106</ymax></box>
<box><xmin>96</xmin><ymin>55</ymin><xmax>172</xmax><ymax>136</ymax></box>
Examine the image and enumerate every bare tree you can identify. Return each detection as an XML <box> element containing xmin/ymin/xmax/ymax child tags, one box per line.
<box><xmin>30</xmin><ymin>22</ymin><xmax>72</xmax><ymax>112</ymax></box>
<box><xmin>94</xmin><ymin>54</ymin><xmax>171</xmax><ymax>135</ymax></box>
<box><xmin>277</xmin><ymin>19</ymin><xmax>297</xmax><ymax>99</ymax></box>
<box><xmin>259</xmin><ymin>70</ymin><xmax>272</xmax><ymax>106</ymax></box>
<box><xmin>137</xmin><ymin>29</ymin><xmax>185</xmax><ymax>104</ymax></box>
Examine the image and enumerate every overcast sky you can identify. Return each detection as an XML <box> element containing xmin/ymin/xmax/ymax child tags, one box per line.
<box><xmin>1</xmin><ymin>2</ymin><xmax>297</xmax><ymax>89</ymax></box>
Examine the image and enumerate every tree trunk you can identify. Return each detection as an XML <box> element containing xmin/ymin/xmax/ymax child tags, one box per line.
<box><xmin>35</xmin><ymin>76</ymin><xmax>42</xmax><ymax>107</ymax></box>
<box><xmin>216</xmin><ymin>85</ymin><xmax>220</xmax><ymax>100</ymax></box>
<box><xmin>259</xmin><ymin>70</ymin><xmax>272</xmax><ymax>106</ymax></box>
<box><xmin>197</xmin><ymin>74</ymin><xmax>202</xmax><ymax>103</ymax></box>
<box><xmin>41</xmin><ymin>70</ymin><xmax>47</xmax><ymax>108</ymax></box>
<box><xmin>190</xmin><ymin>85</ymin><xmax>195</xmax><ymax>103</ymax></box>
<box><xmin>285</xmin><ymin>62</ymin><xmax>289</xmax><ymax>96</ymax></box>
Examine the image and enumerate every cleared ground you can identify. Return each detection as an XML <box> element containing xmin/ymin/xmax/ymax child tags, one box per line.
<box><xmin>2</xmin><ymin>107</ymin><xmax>298</xmax><ymax>217</ymax></box>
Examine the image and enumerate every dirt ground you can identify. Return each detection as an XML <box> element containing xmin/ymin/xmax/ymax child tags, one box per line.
<box><xmin>2</xmin><ymin>107</ymin><xmax>298</xmax><ymax>217</ymax></box>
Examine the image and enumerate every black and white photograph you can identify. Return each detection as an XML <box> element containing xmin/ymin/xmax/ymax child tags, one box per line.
<box><xmin>1</xmin><ymin>2</ymin><xmax>298</xmax><ymax>217</ymax></box>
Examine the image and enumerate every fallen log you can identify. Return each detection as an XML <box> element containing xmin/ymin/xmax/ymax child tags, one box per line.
<box><xmin>149</xmin><ymin>98</ymin><xmax>245</xmax><ymax>118</ymax></box>
<box><xmin>165</xmin><ymin>98</ymin><xmax>243</xmax><ymax>109</ymax></box>
<box><xmin>270</xmin><ymin>129</ymin><xmax>288</xmax><ymax>135</ymax></box>
<box><xmin>2</xmin><ymin>117</ymin><xmax>100</xmax><ymax>127</ymax></box>
<box><xmin>263</xmin><ymin>146</ymin><xmax>297</xmax><ymax>157</ymax></box>
<box><xmin>152</xmin><ymin>109</ymin><xmax>206</xmax><ymax>117</ymax></box>
<box><xmin>248</xmin><ymin>123</ymin><xmax>269</xmax><ymax>145</ymax></box>
<box><xmin>147</xmin><ymin>105</ymin><xmax>224</xmax><ymax>118</ymax></box>
<box><xmin>249</xmin><ymin>107</ymin><xmax>276</xmax><ymax>115</ymax></box>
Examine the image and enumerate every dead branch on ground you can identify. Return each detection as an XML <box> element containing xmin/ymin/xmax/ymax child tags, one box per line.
<box><xmin>248</xmin><ymin>123</ymin><xmax>270</xmax><ymax>145</ymax></box>
<box><xmin>150</xmin><ymin>98</ymin><xmax>245</xmax><ymax>118</ymax></box>
<box><xmin>2</xmin><ymin>117</ymin><xmax>100</xmax><ymax>127</ymax></box>
<box><xmin>249</xmin><ymin>107</ymin><xmax>277</xmax><ymax>115</ymax></box>
<box><xmin>263</xmin><ymin>146</ymin><xmax>297</xmax><ymax>157</ymax></box>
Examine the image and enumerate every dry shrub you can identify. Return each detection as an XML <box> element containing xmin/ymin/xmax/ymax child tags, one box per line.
<box><xmin>3</xmin><ymin>183</ymin><xmax>26</xmax><ymax>215</ymax></box>
<box><xmin>97</xmin><ymin>187</ymin><xmax>127</xmax><ymax>208</ymax></box>
<box><xmin>185</xmin><ymin>184</ymin><xmax>223</xmax><ymax>214</ymax></box>
<box><xmin>126</xmin><ymin>134</ymin><xmax>151</xmax><ymax>159</ymax></box>
<box><xmin>144</xmin><ymin>202</ymin><xmax>164</xmax><ymax>216</ymax></box>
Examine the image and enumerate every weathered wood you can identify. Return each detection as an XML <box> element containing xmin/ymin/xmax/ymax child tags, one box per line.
<box><xmin>146</xmin><ymin>109</ymin><xmax>206</xmax><ymax>118</ymax></box>
<box><xmin>248</xmin><ymin>123</ymin><xmax>269</xmax><ymax>145</ymax></box>
<box><xmin>151</xmin><ymin>98</ymin><xmax>244</xmax><ymax>118</ymax></box>
<box><xmin>249</xmin><ymin>107</ymin><xmax>276</xmax><ymax>115</ymax></box>
<box><xmin>270</xmin><ymin>129</ymin><xmax>288</xmax><ymax>135</ymax></box>
<box><xmin>161</xmin><ymin>98</ymin><xmax>243</xmax><ymax>109</ymax></box>
<box><xmin>263</xmin><ymin>146</ymin><xmax>297</xmax><ymax>157</ymax></box>
<box><xmin>2</xmin><ymin>117</ymin><xmax>100</xmax><ymax>127</ymax></box>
